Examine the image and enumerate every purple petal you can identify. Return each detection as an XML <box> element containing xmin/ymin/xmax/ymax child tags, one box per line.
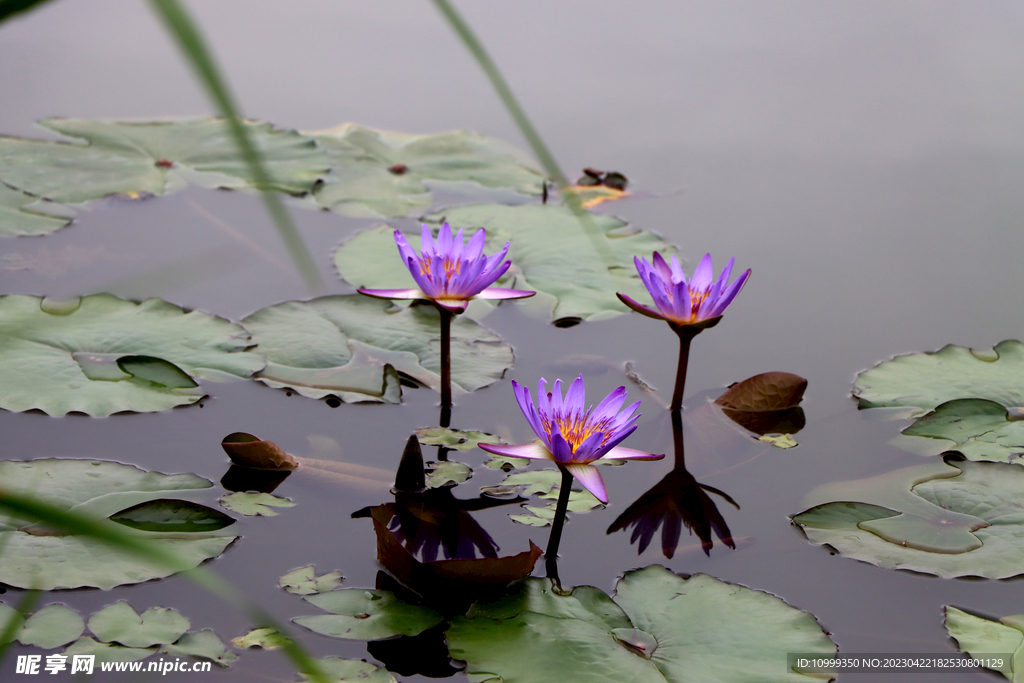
<box><xmin>651</xmin><ymin>252</ymin><xmax>672</xmax><ymax>281</ymax></box>
<box><xmin>594</xmin><ymin>424</ymin><xmax>638</xmax><ymax>456</ymax></box>
<box><xmin>450</xmin><ymin>227</ymin><xmax>465</xmax><ymax>263</ymax></box>
<box><xmin>436</xmin><ymin>222</ymin><xmax>453</xmax><ymax>255</ymax></box>
<box><xmin>476</xmin><ymin>259</ymin><xmax>512</xmax><ymax>291</ymax></box>
<box><xmin>432</xmin><ymin>299</ymin><xmax>468</xmax><ymax>314</ymax></box>
<box><xmin>464</xmin><ymin>229</ymin><xmax>487</xmax><ymax>262</ymax></box>
<box><xmin>357</xmin><ymin>288</ymin><xmax>426</xmax><ymax>300</ymax></box>
<box><xmin>513</xmin><ymin>381</ymin><xmax>547</xmax><ymax>441</ymax></box>
<box><xmin>616</xmin><ymin>293</ymin><xmax>667</xmax><ymax>321</ymax></box>
<box><xmin>549</xmin><ymin>378</ymin><xmax>565</xmax><ymax>415</ymax></box>
<box><xmin>691</xmin><ymin>254</ymin><xmax>714</xmax><ymax>291</ymax></box>
<box><xmin>472</xmin><ymin>287</ymin><xmax>536</xmax><ymax>300</ymax></box>
<box><xmin>563</xmin><ymin>375</ymin><xmax>587</xmax><ymax>414</ymax></box>
<box><xmin>479</xmin><ymin>442</ymin><xmax>554</xmax><ymax>460</ymax></box>
<box><xmin>549</xmin><ymin>431</ymin><xmax>574</xmax><ymax>464</ymax></box>
<box><xmin>601</xmin><ymin>445</ymin><xmax>665</xmax><ymax>461</ymax></box>
<box><xmin>419</xmin><ymin>225</ymin><xmax>436</xmax><ymax>260</ymax></box>
<box><xmin>668</xmin><ymin>255</ymin><xmax>686</xmax><ymax>284</ymax></box>
<box><xmin>573</xmin><ymin>431</ymin><xmax>606</xmax><ymax>463</ymax></box>
<box><xmin>708</xmin><ymin>268</ymin><xmax>751</xmax><ymax>317</ymax></box>
<box><xmin>716</xmin><ymin>257</ymin><xmax>735</xmax><ymax>290</ymax></box>
<box><xmin>407</xmin><ymin>256</ymin><xmax>436</xmax><ymax>297</ymax></box>
<box><xmin>564</xmin><ymin>464</ymin><xmax>608</xmax><ymax>503</ymax></box>
<box><xmin>394</xmin><ymin>230</ymin><xmax>419</xmax><ymax>268</ymax></box>
<box><xmin>536</xmin><ymin>378</ymin><xmax>552</xmax><ymax>421</ymax></box>
<box><xmin>591</xmin><ymin>386</ymin><xmax>628</xmax><ymax>422</ymax></box>
<box><xmin>696</xmin><ymin>276</ymin><xmax>724</xmax><ymax>321</ymax></box>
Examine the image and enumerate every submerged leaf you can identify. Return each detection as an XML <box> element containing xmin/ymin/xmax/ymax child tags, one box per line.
<box><xmin>310</xmin><ymin>124</ymin><xmax>545</xmax><ymax>218</ymax></box>
<box><xmin>218</xmin><ymin>491</ymin><xmax>295</xmax><ymax>517</ymax></box>
<box><xmin>242</xmin><ymin>295</ymin><xmax>512</xmax><ymax>403</ymax></box>
<box><xmin>793</xmin><ymin>457</ymin><xmax>1024</xmax><ymax>578</ymax></box>
<box><xmin>298</xmin><ymin>657</ymin><xmax>397</xmax><ymax>683</ymax></box>
<box><xmin>853</xmin><ymin>340</ymin><xmax>1024</xmax><ymax>416</ymax></box>
<box><xmin>64</xmin><ymin>637</ymin><xmax>156</xmax><ymax>664</ymax></box>
<box><xmin>294</xmin><ymin>589</ymin><xmax>444</xmax><ymax>641</ymax></box>
<box><xmin>110</xmin><ymin>499</ymin><xmax>236</xmax><ymax>532</ymax></box>
<box><xmin>334</xmin><ymin>204</ymin><xmax>677</xmax><ymax>324</ymax></box>
<box><xmin>0</xmin><ymin>459</ymin><xmax>236</xmax><ymax>590</ymax></box>
<box><xmin>0</xmin><ymin>294</ymin><xmax>264</xmax><ymax>416</ymax></box>
<box><xmin>231</xmin><ymin>627</ymin><xmax>291</xmax><ymax>650</ymax></box>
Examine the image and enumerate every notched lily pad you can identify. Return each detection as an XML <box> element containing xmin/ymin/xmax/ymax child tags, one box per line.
<box><xmin>0</xmin><ymin>294</ymin><xmax>264</xmax><ymax>416</ymax></box>
<box><xmin>334</xmin><ymin>204</ymin><xmax>677</xmax><ymax>324</ymax></box>
<box><xmin>293</xmin><ymin>589</ymin><xmax>444</xmax><ymax>641</ymax></box>
<box><xmin>0</xmin><ymin>603</ymin><xmax>85</xmax><ymax>649</ymax></box>
<box><xmin>221</xmin><ymin>432</ymin><xmax>299</xmax><ymax>470</ymax></box>
<box><xmin>309</xmin><ymin>124</ymin><xmax>545</xmax><ymax>218</ymax></box>
<box><xmin>231</xmin><ymin>627</ymin><xmax>291</xmax><ymax>650</ymax></box>
<box><xmin>219</xmin><ymin>491</ymin><xmax>296</xmax><ymax>517</ymax></box>
<box><xmin>110</xmin><ymin>499</ymin><xmax>236</xmax><ymax>532</ymax></box>
<box><xmin>280</xmin><ymin>566</ymin><xmax>344</xmax><ymax>595</ymax></box>
<box><xmin>0</xmin><ymin>117</ymin><xmax>329</xmax><ymax>203</ymax></box>
<box><xmin>415</xmin><ymin>427</ymin><xmax>505</xmax><ymax>452</ymax></box>
<box><xmin>447</xmin><ymin>566</ymin><xmax>836</xmax><ymax>683</ymax></box>
<box><xmin>902</xmin><ymin>399</ymin><xmax>1024</xmax><ymax>464</ymax></box>
<box><xmin>425</xmin><ymin>461</ymin><xmax>472</xmax><ymax>488</ymax></box>
<box><xmin>299</xmin><ymin>657</ymin><xmax>397</xmax><ymax>683</ymax></box>
<box><xmin>64</xmin><ymin>637</ymin><xmax>156</xmax><ymax>663</ymax></box>
<box><xmin>944</xmin><ymin>607</ymin><xmax>1020</xmax><ymax>681</ymax></box>
<box><xmin>88</xmin><ymin>602</ymin><xmax>190</xmax><ymax>649</ymax></box>
<box><xmin>853</xmin><ymin>340</ymin><xmax>1024</xmax><ymax>417</ymax></box>
<box><xmin>792</xmin><ymin>457</ymin><xmax>1024</xmax><ymax>578</ymax></box>
<box><xmin>0</xmin><ymin>459</ymin><xmax>236</xmax><ymax>590</ymax></box>
<box><xmin>161</xmin><ymin>630</ymin><xmax>238</xmax><ymax>666</ymax></box>
<box><xmin>242</xmin><ymin>295</ymin><xmax>512</xmax><ymax>403</ymax></box>
<box><xmin>0</xmin><ymin>183</ymin><xmax>74</xmax><ymax>237</ymax></box>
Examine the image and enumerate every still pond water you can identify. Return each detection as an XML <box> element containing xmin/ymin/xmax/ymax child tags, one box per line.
<box><xmin>3</xmin><ymin>1</ymin><xmax>1024</xmax><ymax>681</ymax></box>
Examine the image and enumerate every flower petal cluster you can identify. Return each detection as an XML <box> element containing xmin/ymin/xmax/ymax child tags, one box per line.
<box><xmin>618</xmin><ymin>252</ymin><xmax>750</xmax><ymax>327</ymax></box>
<box><xmin>358</xmin><ymin>223</ymin><xmax>534</xmax><ymax>313</ymax></box>
<box><xmin>480</xmin><ymin>375</ymin><xmax>663</xmax><ymax>503</ymax></box>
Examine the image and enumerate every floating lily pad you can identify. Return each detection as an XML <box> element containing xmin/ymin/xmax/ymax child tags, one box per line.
<box><xmin>280</xmin><ymin>566</ymin><xmax>344</xmax><ymax>595</ymax></box>
<box><xmin>483</xmin><ymin>470</ymin><xmax>603</xmax><ymax>526</ymax></box>
<box><xmin>64</xmin><ymin>637</ymin><xmax>157</xmax><ymax>663</ymax></box>
<box><xmin>425</xmin><ymin>461</ymin><xmax>472</xmax><ymax>488</ymax></box>
<box><xmin>508</xmin><ymin>493</ymin><xmax>604</xmax><ymax>528</ymax></box>
<box><xmin>219</xmin><ymin>491</ymin><xmax>296</xmax><ymax>517</ymax></box>
<box><xmin>902</xmin><ymin>399</ymin><xmax>1024</xmax><ymax>464</ymax></box>
<box><xmin>309</xmin><ymin>124</ymin><xmax>544</xmax><ymax>218</ymax></box>
<box><xmin>161</xmin><ymin>630</ymin><xmax>238</xmax><ymax>666</ymax></box>
<box><xmin>415</xmin><ymin>427</ymin><xmax>505</xmax><ymax>452</ymax></box>
<box><xmin>0</xmin><ymin>183</ymin><xmax>74</xmax><ymax>237</ymax></box>
<box><xmin>0</xmin><ymin>459</ymin><xmax>236</xmax><ymax>590</ymax></box>
<box><xmin>334</xmin><ymin>204</ymin><xmax>676</xmax><ymax>323</ymax></box>
<box><xmin>299</xmin><ymin>657</ymin><xmax>397</xmax><ymax>683</ymax></box>
<box><xmin>447</xmin><ymin>566</ymin><xmax>835</xmax><ymax>682</ymax></box>
<box><xmin>88</xmin><ymin>602</ymin><xmax>189</xmax><ymax>649</ymax></box>
<box><xmin>294</xmin><ymin>589</ymin><xmax>444</xmax><ymax>641</ymax></box>
<box><xmin>792</xmin><ymin>457</ymin><xmax>1024</xmax><ymax>578</ymax></box>
<box><xmin>232</xmin><ymin>627</ymin><xmax>291</xmax><ymax>650</ymax></box>
<box><xmin>0</xmin><ymin>118</ymin><xmax>329</xmax><ymax>204</ymax></box>
<box><xmin>242</xmin><ymin>296</ymin><xmax>512</xmax><ymax>403</ymax></box>
<box><xmin>944</xmin><ymin>607</ymin><xmax>1020</xmax><ymax>681</ymax></box>
<box><xmin>0</xmin><ymin>294</ymin><xmax>263</xmax><ymax>416</ymax></box>
<box><xmin>110</xmin><ymin>499</ymin><xmax>236</xmax><ymax>532</ymax></box>
<box><xmin>0</xmin><ymin>603</ymin><xmax>84</xmax><ymax>649</ymax></box>
<box><xmin>853</xmin><ymin>340</ymin><xmax>1024</xmax><ymax>417</ymax></box>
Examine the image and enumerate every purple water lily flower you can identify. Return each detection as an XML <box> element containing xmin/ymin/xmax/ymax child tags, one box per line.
<box><xmin>618</xmin><ymin>252</ymin><xmax>750</xmax><ymax>327</ymax></box>
<box><xmin>480</xmin><ymin>375</ymin><xmax>664</xmax><ymax>503</ymax></box>
<box><xmin>358</xmin><ymin>223</ymin><xmax>535</xmax><ymax>314</ymax></box>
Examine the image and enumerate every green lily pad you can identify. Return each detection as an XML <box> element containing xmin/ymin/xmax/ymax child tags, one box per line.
<box><xmin>0</xmin><ymin>294</ymin><xmax>264</xmax><ymax>416</ymax></box>
<box><xmin>241</xmin><ymin>295</ymin><xmax>512</xmax><ymax>403</ymax></box>
<box><xmin>300</xmin><ymin>657</ymin><xmax>397</xmax><ymax>683</ymax></box>
<box><xmin>0</xmin><ymin>458</ymin><xmax>236</xmax><ymax>590</ymax></box>
<box><xmin>0</xmin><ymin>603</ymin><xmax>84</xmax><ymax>649</ymax></box>
<box><xmin>161</xmin><ymin>630</ymin><xmax>238</xmax><ymax>666</ymax></box>
<box><xmin>792</xmin><ymin>458</ymin><xmax>1024</xmax><ymax>578</ymax></box>
<box><xmin>509</xmin><ymin>493</ymin><xmax>604</xmax><ymax>528</ymax></box>
<box><xmin>0</xmin><ymin>117</ymin><xmax>329</xmax><ymax>203</ymax></box>
<box><xmin>902</xmin><ymin>399</ymin><xmax>1024</xmax><ymax>464</ymax></box>
<box><xmin>64</xmin><ymin>637</ymin><xmax>157</xmax><ymax>663</ymax></box>
<box><xmin>280</xmin><ymin>566</ymin><xmax>344</xmax><ymax>595</ymax></box>
<box><xmin>88</xmin><ymin>602</ymin><xmax>190</xmax><ymax>649</ymax></box>
<box><xmin>219</xmin><ymin>491</ymin><xmax>296</xmax><ymax>517</ymax></box>
<box><xmin>231</xmin><ymin>627</ymin><xmax>291</xmax><ymax>650</ymax></box>
<box><xmin>483</xmin><ymin>469</ymin><xmax>602</xmax><ymax>526</ymax></box>
<box><xmin>294</xmin><ymin>589</ymin><xmax>444</xmax><ymax>641</ymax></box>
<box><xmin>853</xmin><ymin>340</ymin><xmax>1024</xmax><ymax>417</ymax></box>
<box><xmin>110</xmin><ymin>499</ymin><xmax>236</xmax><ymax>532</ymax></box>
<box><xmin>333</xmin><ymin>204</ymin><xmax>676</xmax><ymax>324</ymax></box>
<box><xmin>415</xmin><ymin>427</ymin><xmax>505</xmax><ymax>452</ymax></box>
<box><xmin>447</xmin><ymin>566</ymin><xmax>835</xmax><ymax>683</ymax></box>
<box><xmin>0</xmin><ymin>183</ymin><xmax>74</xmax><ymax>237</ymax></box>
<box><xmin>426</xmin><ymin>461</ymin><xmax>472</xmax><ymax>488</ymax></box>
<box><xmin>944</xmin><ymin>607</ymin><xmax>1021</xmax><ymax>681</ymax></box>
<box><xmin>309</xmin><ymin>124</ymin><xmax>544</xmax><ymax>218</ymax></box>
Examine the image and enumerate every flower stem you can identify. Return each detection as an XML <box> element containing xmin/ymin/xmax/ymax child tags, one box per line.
<box><xmin>670</xmin><ymin>329</ymin><xmax>693</xmax><ymax>411</ymax></box>
<box><xmin>544</xmin><ymin>466</ymin><xmax>575</xmax><ymax>565</ymax></box>
<box><xmin>671</xmin><ymin>409</ymin><xmax>686</xmax><ymax>470</ymax></box>
<box><xmin>438</xmin><ymin>306</ymin><xmax>453</xmax><ymax>411</ymax></box>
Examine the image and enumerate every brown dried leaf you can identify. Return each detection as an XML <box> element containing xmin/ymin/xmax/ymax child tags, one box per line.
<box><xmin>220</xmin><ymin>432</ymin><xmax>298</xmax><ymax>470</ymax></box>
<box><xmin>714</xmin><ymin>372</ymin><xmax>807</xmax><ymax>412</ymax></box>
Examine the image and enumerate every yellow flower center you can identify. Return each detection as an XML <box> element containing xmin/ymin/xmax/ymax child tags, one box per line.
<box><xmin>543</xmin><ymin>411</ymin><xmax>612</xmax><ymax>452</ymax></box>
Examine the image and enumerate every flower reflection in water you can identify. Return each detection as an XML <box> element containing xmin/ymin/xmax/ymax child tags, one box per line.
<box><xmin>608</xmin><ymin>411</ymin><xmax>738</xmax><ymax>558</ymax></box>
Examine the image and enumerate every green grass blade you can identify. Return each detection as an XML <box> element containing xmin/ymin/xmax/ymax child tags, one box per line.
<box><xmin>146</xmin><ymin>0</ymin><xmax>323</xmax><ymax>292</ymax></box>
<box><xmin>430</xmin><ymin>0</ymin><xmax>617</xmax><ymax>264</ymax></box>
<box><xmin>0</xmin><ymin>0</ymin><xmax>57</xmax><ymax>23</ymax></box>
<box><xmin>0</xmin><ymin>591</ymin><xmax>41</xmax><ymax>668</ymax></box>
<box><xmin>0</xmin><ymin>493</ymin><xmax>330</xmax><ymax>683</ymax></box>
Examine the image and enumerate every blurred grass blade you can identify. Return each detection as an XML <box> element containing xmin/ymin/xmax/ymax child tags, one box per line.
<box><xmin>0</xmin><ymin>0</ymin><xmax>56</xmax><ymax>23</ymax></box>
<box><xmin>146</xmin><ymin>0</ymin><xmax>323</xmax><ymax>291</ymax></box>
<box><xmin>430</xmin><ymin>0</ymin><xmax>616</xmax><ymax>263</ymax></box>
<box><xmin>0</xmin><ymin>492</ymin><xmax>329</xmax><ymax>683</ymax></box>
<box><xmin>0</xmin><ymin>590</ymin><xmax>40</xmax><ymax>667</ymax></box>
